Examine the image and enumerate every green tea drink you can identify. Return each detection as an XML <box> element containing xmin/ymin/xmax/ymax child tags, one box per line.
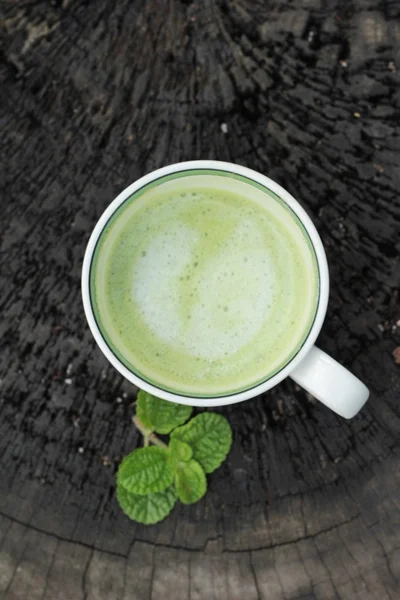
<box><xmin>90</xmin><ymin>171</ymin><xmax>319</xmax><ymax>396</ymax></box>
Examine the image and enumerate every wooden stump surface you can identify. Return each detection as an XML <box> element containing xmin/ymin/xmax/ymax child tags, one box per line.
<box><xmin>1</xmin><ymin>0</ymin><xmax>400</xmax><ymax>598</ymax></box>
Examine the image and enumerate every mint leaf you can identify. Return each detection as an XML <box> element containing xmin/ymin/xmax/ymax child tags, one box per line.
<box><xmin>117</xmin><ymin>485</ymin><xmax>177</xmax><ymax>524</ymax></box>
<box><xmin>168</xmin><ymin>438</ymin><xmax>192</xmax><ymax>471</ymax></box>
<box><xmin>117</xmin><ymin>447</ymin><xmax>173</xmax><ymax>495</ymax></box>
<box><xmin>137</xmin><ymin>390</ymin><xmax>192</xmax><ymax>434</ymax></box>
<box><xmin>171</xmin><ymin>413</ymin><xmax>232</xmax><ymax>474</ymax></box>
<box><xmin>174</xmin><ymin>459</ymin><xmax>207</xmax><ymax>504</ymax></box>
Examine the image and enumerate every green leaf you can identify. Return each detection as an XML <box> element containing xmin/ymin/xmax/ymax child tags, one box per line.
<box><xmin>171</xmin><ymin>413</ymin><xmax>232</xmax><ymax>474</ymax></box>
<box><xmin>117</xmin><ymin>485</ymin><xmax>177</xmax><ymax>524</ymax></box>
<box><xmin>168</xmin><ymin>438</ymin><xmax>193</xmax><ymax>471</ymax></box>
<box><xmin>174</xmin><ymin>460</ymin><xmax>207</xmax><ymax>504</ymax></box>
<box><xmin>136</xmin><ymin>390</ymin><xmax>192</xmax><ymax>434</ymax></box>
<box><xmin>117</xmin><ymin>447</ymin><xmax>173</xmax><ymax>495</ymax></box>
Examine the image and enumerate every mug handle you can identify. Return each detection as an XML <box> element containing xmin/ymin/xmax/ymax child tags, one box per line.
<box><xmin>290</xmin><ymin>346</ymin><xmax>369</xmax><ymax>419</ymax></box>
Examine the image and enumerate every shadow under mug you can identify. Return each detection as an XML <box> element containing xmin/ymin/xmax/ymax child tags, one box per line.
<box><xmin>82</xmin><ymin>160</ymin><xmax>369</xmax><ymax>419</ymax></box>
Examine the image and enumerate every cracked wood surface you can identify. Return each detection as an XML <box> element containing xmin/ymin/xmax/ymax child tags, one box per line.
<box><xmin>1</xmin><ymin>0</ymin><xmax>400</xmax><ymax>598</ymax></box>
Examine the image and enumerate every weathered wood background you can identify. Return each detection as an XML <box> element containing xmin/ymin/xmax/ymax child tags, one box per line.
<box><xmin>1</xmin><ymin>0</ymin><xmax>400</xmax><ymax>598</ymax></box>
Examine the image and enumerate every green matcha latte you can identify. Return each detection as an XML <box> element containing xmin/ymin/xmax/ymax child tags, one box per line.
<box><xmin>90</xmin><ymin>170</ymin><xmax>319</xmax><ymax>396</ymax></box>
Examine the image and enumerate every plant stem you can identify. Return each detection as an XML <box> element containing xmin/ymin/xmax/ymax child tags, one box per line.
<box><xmin>132</xmin><ymin>416</ymin><xmax>168</xmax><ymax>449</ymax></box>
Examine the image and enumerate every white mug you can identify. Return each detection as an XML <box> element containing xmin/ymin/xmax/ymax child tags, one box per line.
<box><xmin>82</xmin><ymin>161</ymin><xmax>369</xmax><ymax>418</ymax></box>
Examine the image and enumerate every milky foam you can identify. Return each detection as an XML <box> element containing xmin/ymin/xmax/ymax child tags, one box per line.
<box><xmin>132</xmin><ymin>218</ymin><xmax>276</xmax><ymax>361</ymax></box>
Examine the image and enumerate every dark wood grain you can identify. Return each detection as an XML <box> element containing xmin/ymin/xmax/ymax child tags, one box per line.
<box><xmin>1</xmin><ymin>0</ymin><xmax>399</xmax><ymax>598</ymax></box>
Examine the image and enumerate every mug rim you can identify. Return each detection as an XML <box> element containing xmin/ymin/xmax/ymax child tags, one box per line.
<box><xmin>81</xmin><ymin>160</ymin><xmax>329</xmax><ymax>406</ymax></box>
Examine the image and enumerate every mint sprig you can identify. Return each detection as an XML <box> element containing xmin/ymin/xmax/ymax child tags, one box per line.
<box><xmin>116</xmin><ymin>391</ymin><xmax>232</xmax><ymax>525</ymax></box>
